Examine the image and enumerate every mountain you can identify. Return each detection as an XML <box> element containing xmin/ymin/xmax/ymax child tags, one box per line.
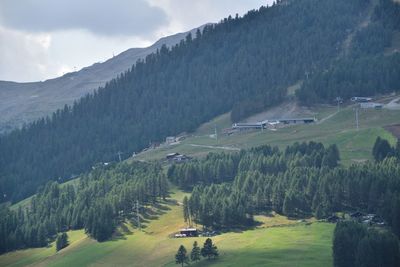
<box><xmin>0</xmin><ymin>0</ymin><xmax>399</xmax><ymax>204</ymax></box>
<box><xmin>0</xmin><ymin>26</ymin><xmax>205</xmax><ymax>134</ymax></box>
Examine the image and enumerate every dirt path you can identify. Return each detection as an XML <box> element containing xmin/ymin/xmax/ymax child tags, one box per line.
<box><xmin>384</xmin><ymin>97</ymin><xmax>400</xmax><ymax>110</ymax></box>
<box><xmin>317</xmin><ymin>110</ymin><xmax>339</xmax><ymax>125</ymax></box>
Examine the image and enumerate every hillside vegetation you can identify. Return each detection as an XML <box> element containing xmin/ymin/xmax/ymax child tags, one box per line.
<box><xmin>0</xmin><ymin>188</ymin><xmax>335</xmax><ymax>267</ymax></box>
<box><xmin>0</xmin><ymin>0</ymin><xmax>373</xmax><ymax>203</ymax></box>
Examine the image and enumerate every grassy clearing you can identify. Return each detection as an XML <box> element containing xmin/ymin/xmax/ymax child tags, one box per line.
<box><xmin>0</xmin><ymin>188</ymin><xmax>334</xmax><ymax>267</ymax></box>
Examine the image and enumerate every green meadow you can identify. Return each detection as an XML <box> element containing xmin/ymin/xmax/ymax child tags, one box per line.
<box><xmin>0</xmin><ymin>189</ymin><xmax>334</xmax><ymax>267</ymax></box>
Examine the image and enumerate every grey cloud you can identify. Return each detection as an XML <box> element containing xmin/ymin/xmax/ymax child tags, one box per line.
<box><xmin>0</xmin><ymin>0</ymin><xmax>168</xmax><ymax>36</ymax></box>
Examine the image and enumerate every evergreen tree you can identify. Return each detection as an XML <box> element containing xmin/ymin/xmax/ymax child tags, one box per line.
<box><xmin>175</xmin><ymin>245</ymin><xmax>189</xmax><ymax>267</ymax></box>
<box><xmin>183</xmin><ymin>196</ymin><xmax>190</xmax><ymax>225</ymax></box>
<box><xmin>355</xmin><ymin>230</ymin><xmax>400</xmax><ymax>267</ymax></box>
<box><xmin>190</xmin><ymin>241</ymin><xmax>201</xmax><ymax>262</ymax></box>
<box><xmin>56</xmin><ymin>232</ymin><xmax>69</xmax><ymax>251</ymax></box>
<box><xmin>333</xmin><ymin>222</ymin><xmax>367</xmax><ymax>267</ymax></box>
<box><xmin>372</xmin><ymin>137</ymin><xmax>393</xmax><ymax>161</ymax></box>
<box><xmin>201</xmin><ymin>238</ymin><xmax>219</xmax><ymax>260</ymax></box>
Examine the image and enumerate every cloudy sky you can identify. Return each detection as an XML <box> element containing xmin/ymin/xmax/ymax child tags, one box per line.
<box><xmin>0</xmin><ymin>0</ymin><xmax>273</xmax><ymax>82</ymax></box>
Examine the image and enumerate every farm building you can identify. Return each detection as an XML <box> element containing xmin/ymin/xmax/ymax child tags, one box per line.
<box><xmin>166</xmin><ymin>153</ymin><xmax>191</xmax><ymax>163</ymax></box>
<box><xmin>180</xmin><ymin>228</ymin><xmax>198</xmax><ymax>237</ymax></box>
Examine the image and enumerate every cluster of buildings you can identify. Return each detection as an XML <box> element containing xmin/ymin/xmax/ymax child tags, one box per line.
<box><xmin>351</xmin><ymin>96</ymin><xmax>383</xmax><ymax>109</ymax></box>
<box><xmin>174</xmin><ymin>228</ymin><xmax>220</xmax><ymax>238</ymax></box>
<box><xmin>327</xmin><ymin>211</ymin><xmax>386</xmax><ymax>226</ymax></box>
<box><xmin>231</xmin><ymin>117</ymin><xmax>316</xmax><ymax>131</ymax></box>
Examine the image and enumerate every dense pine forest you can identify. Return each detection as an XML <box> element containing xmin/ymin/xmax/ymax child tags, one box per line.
<box><xmin>0</xmin><ymin>162</ymin><xmax>168</xmax><ymax>253</ymax></box>
<box><xmin>333</xmin><ymin>221</ymin><xmax>400</xmax><ymax>267</ymax></box>
<box><xmin>170</xmin><ymin>141</ymin><xmax>400</xmax><ymax>236</ymax></box>
<box><xmin>297</xmin><ymin>0</ymin><xmax>400</xmax><ymax>104</ymax></box>
<box><xmin>0</xmin><ymin>0</ymin><xmax>375</xmax><ymax>203</ymax></box>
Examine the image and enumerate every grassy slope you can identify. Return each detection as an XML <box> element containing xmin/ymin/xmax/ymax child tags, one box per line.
<box><xmin>136</xmin><ymin>102</ymin><xmax>399</xmax><ymax>165</ymax></box>
<box><xmin>0</xmin><ymin>189</ymin><xmax>334</xmax><ymax>267</ymax></box>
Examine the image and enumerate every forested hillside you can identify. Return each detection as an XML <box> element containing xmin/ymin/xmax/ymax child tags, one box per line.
<box><xmin>170</xmin><ymin>142</ymin><xmax>400</xmax><ymax>238</ymax></box>
<box><xmin>2</xmin><ymin>140</ymin><xmax>400</xmax><ymax>256</ymax></box>
<box><xmin>0</xmin><ymin>162</ymin><xmax>167</xmax><ymax>253</ymax></box>
<box><xmin>297</xmin><ymin>0</ymin><xmax>400</xmax><ymax>104</ymax></box>
<box><xmin>0</xmin><ymin>0</ymin><xmax>371</xmax><ymax>203</ymax></box>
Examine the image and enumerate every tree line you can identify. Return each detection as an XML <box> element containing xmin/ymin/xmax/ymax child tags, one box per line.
<box><xmin>0</xmin><ymin>162</ymin><xmax>168</xmax><ymax>254</ymax></box>
<box><xmin>0</xmin><ymin>0</ymin><xmax>370</xmax><ymax>203</ymax></box>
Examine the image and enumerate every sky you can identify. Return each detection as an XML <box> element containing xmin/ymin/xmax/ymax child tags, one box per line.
<box><xmin>0</xmin><ymin>0</ymin><xmax>273</xmax><ymax>82</ymax></box>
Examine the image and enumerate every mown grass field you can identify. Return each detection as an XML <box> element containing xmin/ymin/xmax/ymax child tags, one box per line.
<box><xmin>0</xmin><ymin>188</ymin><xmax>334</xmax><ymax>267</ymax></box>
<box><xmin>136</xmin><ymin>102</ymin><xmax>400</xmax><ymax>165</ymax></box>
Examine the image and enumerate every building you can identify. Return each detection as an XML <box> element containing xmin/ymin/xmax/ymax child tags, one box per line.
<box><xmin>166</xmin><ymin>152</ymin><xmax>180</xmax><ymax>160</ymax></box>
<box><xmin>351</xmin><ymin>97</ymin><xmax>373</xmax><ymax>102</ymax></box>
<box><xmin>360</xmin><ymin>102</ymin><xmax>383</xmax><ymax>109</ymax></box>
<box><xmin>166</xmin><ymin>153</ymin><xmax>191</xmax><ymax>163</ymax></box>
<box><xmin>179</xmin><ymin>228</ymin><xmax>198</xmax><ymax>237</ymax></box>
<box><xmin>232</xmin><ymin>117</ymin><xmax>316</xmax><ymax>130</ymax></box>
<box><xmin>327</xmin><ymin>215</ymin><xmax>340</xmax><ymax>223</ymax></box>
<box><xmin>166</xmin><ymin>136</ymin><xmax>176</xmax><ymax>145</ymax></box>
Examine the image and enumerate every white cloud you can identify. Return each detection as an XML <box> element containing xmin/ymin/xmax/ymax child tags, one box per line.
<box><xmin>0</xmin><ymin>0</ymin><xmax>274</xmax><ymax>82</ymax></box>
<box><xmin>0</xmin><ymin>0</ymin><xmax>168</xmax><ymax>37</ymax></box>
<box><xmin>149</xmin><ymin>0</ymin><xmax>273</xmax><ymax>35</ymax></box>
<box><xmin>0</xmin><ymin>26</ymin><xmax>52</xmax><ymax>81</ymax></box>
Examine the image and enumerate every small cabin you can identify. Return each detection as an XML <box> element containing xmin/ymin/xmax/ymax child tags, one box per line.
<box><xmin>350</xmin><ymin>211</ymin><xmax>364</xmax><ymax>219</ymax></box>
<box><xmin>180</xmin><ymin>228</ymin><xmax>198</xmax><ymax>237</ymax></box>
<box><xmin>327</xmin><ymin>215</ymin><xmax>340</xmax><ymax>223</ymax></box>
<box><xmin>166</xmin><ymin>136</ymin><xmax>176</xmax><ymax>145</ymax></box>
<box><xmin>166</xmin><ymin>152</ymin><xmax>180</xmax><ymax>160</ymax></box>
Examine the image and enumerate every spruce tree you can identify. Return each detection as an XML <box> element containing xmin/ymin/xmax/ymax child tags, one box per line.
<box><xmin>56</xmin><ymin>232</ymin><xmax>69</xmax><ymax>251</ymax></box>
<box><xmin>201</xmin><ymin>238</ymin><xmax>219</xmax><ymax>260</ymax></box>
<box><xmin>175</xmin><ymin>245</ymin><xmax>189</xmax><ymax>267</ymax></box>
<box><xmin>183</xmin><ymin>196</ymin><xmax>189</xmax><ymax>224</ymax></box>
<box><xmin>190</xmin><ymin>241</ymin><xmax>201</xmax><ymax>262</ymax></box>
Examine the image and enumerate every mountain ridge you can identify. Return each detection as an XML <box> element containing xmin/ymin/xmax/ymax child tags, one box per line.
<box><xmin>0</xmin><ymin>25</ymin><xmax>207</xmax><ymax>133</ymax></box>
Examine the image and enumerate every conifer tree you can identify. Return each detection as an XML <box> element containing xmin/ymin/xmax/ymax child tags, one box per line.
<box><xmin>190</xmin><ymin>241</ymin><xmax>201</xmax><ymax>262</ymax></box>
<box><xmin>175</xmin><ymin>245</ymin><xmax>189</xmax><ymax>267</ymax></box>
<box><xmin>201</xmin><ymin>238</ymin><xmax>219</xmax><ymax>260</ymax></box>
<box><xmin>56</xmin><ymin>232</ymin><xmax>69</xmax><ymax>251</ymax></box>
